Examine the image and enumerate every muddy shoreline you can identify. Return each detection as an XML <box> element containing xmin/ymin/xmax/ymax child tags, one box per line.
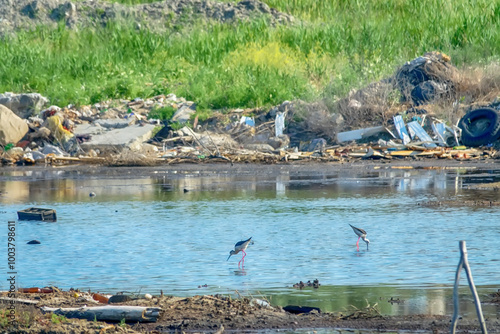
<box><xmin>5</xmin><ymin>289</ymin><xmax>500</xmax><ymax>334</ymax></box>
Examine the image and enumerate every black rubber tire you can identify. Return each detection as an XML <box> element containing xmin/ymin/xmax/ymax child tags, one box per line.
<box><xmin>458</xmin><ymin>107</ymin><xmax>500</xmax><ymax>146</ymax></box>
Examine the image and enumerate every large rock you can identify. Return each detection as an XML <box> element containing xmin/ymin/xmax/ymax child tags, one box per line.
<box><xmin>0</xmin><ymin>105</ymin><xmax>29</xmax><ymax>146</ymax></box>
<box><xmin>0</xmin><ymin>92</ymin><xmax>48</xmax><ymax>118</ymax></box>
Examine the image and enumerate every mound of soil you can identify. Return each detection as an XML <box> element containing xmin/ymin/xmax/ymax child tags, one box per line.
<box><xmin>0</xmin><ymin>0</ymin><xmax>294</xmax><ymax>37</ymax></box>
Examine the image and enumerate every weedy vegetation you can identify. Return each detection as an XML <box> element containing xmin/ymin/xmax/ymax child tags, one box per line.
<box><xmin>1</xmin><ymin>0</ymin><xmax>499</xmax><ymax>117</ymax></box>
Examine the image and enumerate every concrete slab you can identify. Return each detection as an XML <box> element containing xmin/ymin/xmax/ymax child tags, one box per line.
<box><xmin>74</xmin><ymin>122</ymin><xmax>157</xmax><ymax>152</ymax></box>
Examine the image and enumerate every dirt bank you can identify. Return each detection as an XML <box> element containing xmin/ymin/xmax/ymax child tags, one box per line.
<box><xmin>4</xmin><ymin>289</ymin><xmax>500</xmax><ymax>333</ymax></box>
<box><xmin>0</xmin><ymin>0</ymin><xmax>293</xmax><ymax>37</ymax></box>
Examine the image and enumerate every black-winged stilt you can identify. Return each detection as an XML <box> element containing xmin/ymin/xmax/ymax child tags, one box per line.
<box><xmin>227</xmin><ymin>237</ymin><xmax>252</xmax><ymax>268</ymax></box>
<box><xmin>349</xmin><ymin>224</ymin><xmax>370</xmax><ymax>250</ymax></box>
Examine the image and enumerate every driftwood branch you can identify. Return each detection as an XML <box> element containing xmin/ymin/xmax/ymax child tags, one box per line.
<box><xmin>41</xmin><ymin>305</ymin><xmax>161</xmax><ymax>323</ymax></box>
<box><xmin>450</xmin><ymin>240</ymin><xmax>488</xmax><ymax>334</ymax></box>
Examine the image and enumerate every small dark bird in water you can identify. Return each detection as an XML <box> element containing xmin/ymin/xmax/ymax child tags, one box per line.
<box><xmin>293</xmin><ymin>281</ymin><xmax>305</xmax><ymax>289</ymax></box>
<box><xmin>27</xmin><ymin>240</ymin><xmax>41</xmax><ymax>245</ymax></box>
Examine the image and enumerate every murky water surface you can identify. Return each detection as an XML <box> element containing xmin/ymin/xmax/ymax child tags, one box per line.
<box><xmin>1</xmin><ymin>166</ymin><xmax>499</xmax><ymax>318</ymax></box>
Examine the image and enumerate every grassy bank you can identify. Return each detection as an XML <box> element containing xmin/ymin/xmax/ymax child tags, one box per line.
<box><xmin>0</xmin><ymin>0</ymin><xmax>499</xmax><ymax>113</ymax></box>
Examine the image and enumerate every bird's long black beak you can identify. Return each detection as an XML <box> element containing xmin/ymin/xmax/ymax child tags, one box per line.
<box><xmin>227</xmin><ymin>254</ymin><xmax>232</xmax><ymax>261</ymax></box>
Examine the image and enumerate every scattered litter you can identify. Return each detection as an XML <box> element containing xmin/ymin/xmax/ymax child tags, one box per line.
<box><xmin>1</xmin><ymin>54</ymin><xmax>499</xmax><ymax>167</ymax></box>
<box><xmin>92</xmin><ymin>293</ymin><xmax>109</xmax><ymax>304</ymax></box>
<box><xmin>393</xmin><ymin>115</ymin><xmax>411</xmax><ymax>145</ymax></box>
<box><xmin>407</xmin><ymin>121</ymin><xmax>437</xmax><ymax>148</ymax></box>
<box><xmin>337</xmin><ymin>126</ymin><xmax>390</xmax><ymax>143</ymax></box>
<box><xmin>240</xmin><ymin>116</ymin><xmax>255</xmax><ymax>127</ymax></box>
<box><xmin>250</xmin><ymin>298</ymin><xmax>271</xmax><ymax>308</ymax></box>
<box><xmin>275</xmin><ymin>112</ymin><xmax>285</xmax><ymax>136</ymax></box>
<box><xmin>18</xmin><ymin>287</ymin><xmax>54</xmax><ymax>293</ymax></box>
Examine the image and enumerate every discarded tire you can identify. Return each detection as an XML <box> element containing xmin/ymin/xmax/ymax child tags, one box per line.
<box><xmin>458</xmin><ymin>108</ymin><xmax>500</xmax><ymax>146</ymax></box>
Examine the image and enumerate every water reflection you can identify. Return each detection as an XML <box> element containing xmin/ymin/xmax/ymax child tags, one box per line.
<box><xmin>1</xmin><ymin>167</ymin><xmax>500</xmax><ymax>204</ymax></box>
<box><xmin>263</xmin><ymin>285</ymin><xmax>500</xmax><ymax>319</ymax></box>
<box><xmin>233</xmin><ymin>269</ymin><xmax>247</xmax><ymax>276</ymax></box>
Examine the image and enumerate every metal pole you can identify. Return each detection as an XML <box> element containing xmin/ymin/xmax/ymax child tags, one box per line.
<box><xmin>460</xmin><ymin>241</ymin><xmax>488</xmax><ymax>334</ymax></box>
<box><xmin>450</xmin><ymin>241</ymin><xmax>488</xmax><ymax>334</ymax></box>
<box><xmin>450</xmin><ymin>244</ymin><xmax>463</xmax><ymax>334</ymax></box>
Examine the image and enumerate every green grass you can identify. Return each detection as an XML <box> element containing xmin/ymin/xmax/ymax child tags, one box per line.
<box><xmin>148</xmin><ymin>105</ymin><xmax>176</xmax><ymax>121</ymax></box>
<box><xmin>1</xmin><ymin>0</ymin><xmax>499</xmax><ymax>112</ymax></box>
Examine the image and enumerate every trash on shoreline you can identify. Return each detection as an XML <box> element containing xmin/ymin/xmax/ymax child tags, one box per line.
<box><xmin>1</xmin><ymin>52</ymin><xmax>500</xmax><ymax>167</ymax></box>
<box><xmin>92</xmin><ymin>293</ymin><xmax>109</xmax><ymax>304</ymax></box>
<box><xmin>337</xmin><ymin>126</ymin><xmax>391</xmax><ymax>143</ymax></box>
<box><xmin>18</xmin><ymin>287</ymin><xmax>54</xmax><ymax>293</ymax></box>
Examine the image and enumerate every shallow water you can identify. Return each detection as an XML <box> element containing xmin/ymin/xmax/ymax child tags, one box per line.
<box><xmin>1</xmin><ymin>166</ymin><xmax>499</xmax><ymax>317</ymax></box>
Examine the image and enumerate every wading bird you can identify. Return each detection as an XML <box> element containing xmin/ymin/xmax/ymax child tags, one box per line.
<box><xmin>349</xmin><ymin>224</ymin><xmax>370</xmax><ymax>251</ymax></box>
<box><xmin>227</xmin><ymin>237</ymin><xmax>252</xmax><ymax>268</ymax></box>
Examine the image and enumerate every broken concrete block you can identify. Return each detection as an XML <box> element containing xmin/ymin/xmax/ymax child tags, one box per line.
<box><xmin>336</xmin><ymin>126</ymin><xmax>388</xmax><ymax>143</ymax></box>
<box><xmin>0</xmin><ymin>105</ymin><xmax>29</xmax><ymax>146</ymax></box>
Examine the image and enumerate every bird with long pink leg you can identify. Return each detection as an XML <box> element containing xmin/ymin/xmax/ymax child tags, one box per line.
<box><xmin>349</xmin><ymin>224</ymin><xmax>370</xmax><ymax>251</ymax></box>
<box><xmin>227</xmin><ymin>237</ymin><xmax>252</xmax><ymax>268</ymax></box>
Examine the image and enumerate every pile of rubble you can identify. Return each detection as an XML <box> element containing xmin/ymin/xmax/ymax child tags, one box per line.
<box><xmin>0</xmin><ymin>0</ymin><xmax>295</xmax><ymax>38</ymax></box>
<box><xmin>0</xmin><ymin>92</ymin><xmax>499</xmax><ymax>166</ymax></box>
<box><xmin>1</xmin><ymin>52</ymin><xmax>500</xmax><ymax>167</ymax></box>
